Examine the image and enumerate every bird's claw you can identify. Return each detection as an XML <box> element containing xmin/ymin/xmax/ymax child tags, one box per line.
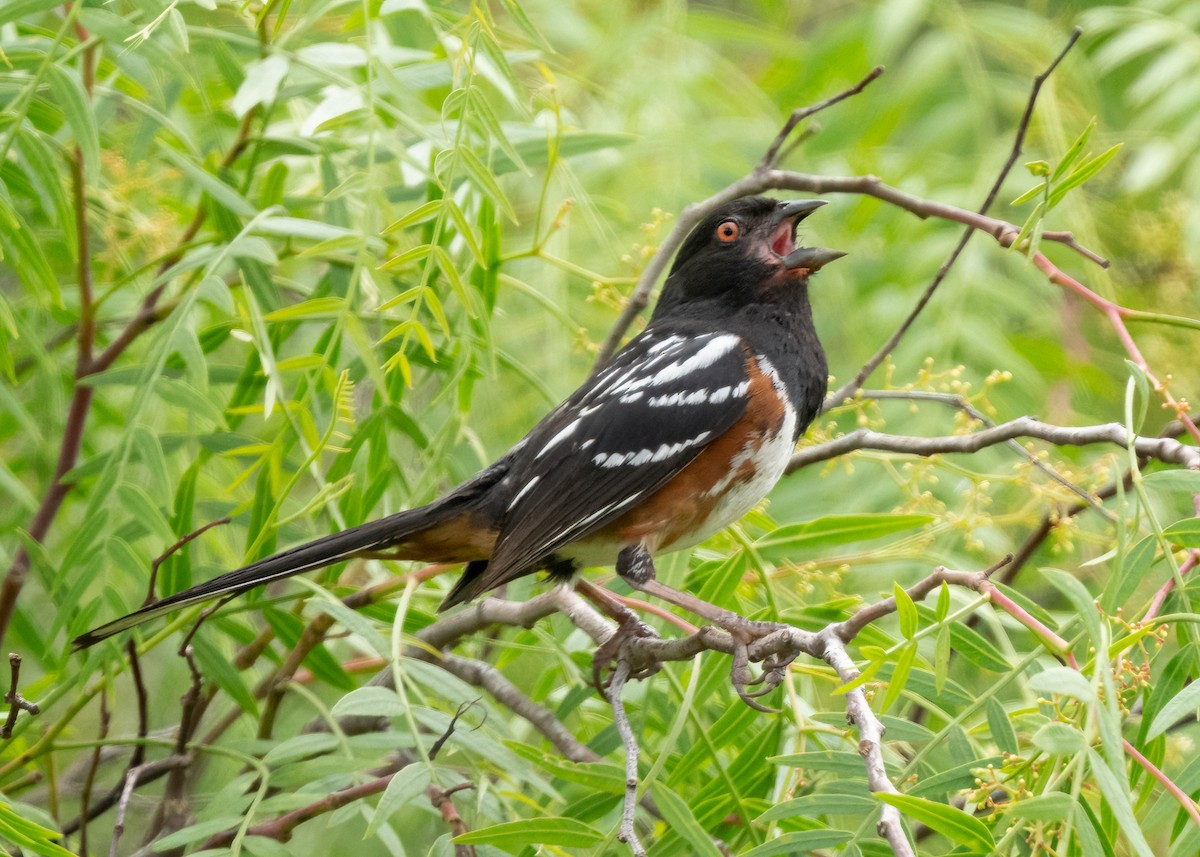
<box><xmin>724</xmin><ymin>621</ymin><xmax>795</xmax><ymax>712</ymax></box>
<box><xmin>592</xmin><ymin>614</ymin><xmax>660</xmax><ymax>692</ymax></box>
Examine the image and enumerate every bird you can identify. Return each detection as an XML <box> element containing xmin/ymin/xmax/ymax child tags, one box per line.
<box><xmin>74</xmin><ymin>195</ymin><xmax>842</xmax><ymax>703</ymax></box>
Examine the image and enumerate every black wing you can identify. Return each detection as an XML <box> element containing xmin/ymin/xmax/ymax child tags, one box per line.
<box><xmin>474</xmin><ymin>325</ymin><xmax>752</xmax><ymax>591</ymax></box>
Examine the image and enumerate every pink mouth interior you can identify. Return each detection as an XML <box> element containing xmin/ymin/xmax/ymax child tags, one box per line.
<box><xmin>770</xmin><ymin>222</ymin><xmax>797</xmax><ymax>257</ymax></box>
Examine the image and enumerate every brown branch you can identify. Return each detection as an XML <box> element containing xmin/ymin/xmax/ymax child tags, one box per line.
<box><xmin>2</xmin><ymin>654</ymin><xmax>40</xmax><ymax>739</ymax></box>
<box><xmin>759</xmin><ymin>67</ymin><xmax>885</xmax><ymax>170</ymax></box>
<box><xmin>824</xmin><ymin>27</ymin><xmax>1082</xmax><ymax>407</ymax></box>
<box><xmin>0</xmin><ymin>107</ymin><xmax>258</xmax><ymax>656</ymax></box>
<box><xmin>144</xmin><ymin>517</ymin><xmax>233</xmax><ymax>607</ymax></box>
<box><xmin>201</xmin><ymin>762</ymin><xmax>405</xmax><ymax>848</ymax></box>
<box><xmin>426</xmin><ymin>783</ymin><xmax>478</xmax><ymax>857</ymax></box>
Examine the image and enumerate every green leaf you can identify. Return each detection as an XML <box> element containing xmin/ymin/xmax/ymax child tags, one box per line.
<box><xmin>739</xmin><ymin>830</ymin><xmax>852</xmax><ymax>856</ymax></box>
<box><xmin>1048</xmin><ymin>143</ymin><xmax>1123</xmax><ymax>209</ymax></box>
<box><xmin>1052</xmin><ymin>118</ymin><xmax>1097</xmax><ymax>182</ymax></box>
<box><xmin>453</xmin><ymin>817</ymin><xmax>603</xmax><ymax>851</ymax></box>
<box><xmin>1086</xmin><ymin>747</ymin><xmax>1156</xmax><ymax>857</ymax></box>
<box><xmin>46</xmin><ymin>66</ymin><xmax>100</xmax><ymax>181</ymax></box>
<box><xmin>1032</xmin><ymin>721</ymin><xmax>1088</xmax><ymax>755</ymax></box>
<box><xmin>1028</xmin><ymin>666</ymin><xmax>1095</xmax><ymax>702</ymax></box>
<box><xmin>0</xmin><ymin>800</ymin><xmax>78</xmax><ymax>857</ymax></box>
<box><xmin>1146</xmin><ymin>676</ymin><xmax>1200</xmax><ymax>741</ymax></box>
<box><xmin>455</xmin><ymin>145</ymin><xmax>517</xmax><ymax>222</ymax></box>
<box><xmin>895</xmin><ymin>582</ymin><xmax>918</xmax><ymax>640</ymax></box>
<box><xmin>330</xmin><ymin>686</ymin><xmax>406</xmax><ymax>719</ymax></box>
<box><xmin>1002</xmin><ymin>792</ymin><xmax>1075</xmax><ymax>822</ymax></box>
<box><xmin>653</xmin><ymin>785</ymin><xmax>723</xmax><ymax>857</ymax></box>
<box><xmin>935</xmin><ymin>581</ymin><xmax>950</xmax><ymax>621</ymax></box>
<box><xmin>365</xmin><ymin>765</ymin><xmax>431</xmax><ymax>838</ymax></box>
<box><xmin>158</xmin><ymin>141</ymin><xmax>258</xmax><ymax>217</ymax></box>
<box><xmin>771</xmin><ymin>750</ymin><xmax>874</xmax><ymax>777</ymax></box>
<box><xmin>191</xmin><ymin>634</ymin><xmax>259</xmax><ymax>716</ymax></box>
<box><xmin>934</xmin><ymin>624</ymin><xmax>950</xmax><ymax>693</ymax></box>
<box><xmin>875</xmin><ymin>792</ymin><xmax>994</xmax><ymax>852</ymax></box>
<box><xmin>262</xmin><ymin>297</ymin><xmax>347</xmax><ymax>322</ymax></box>
<box><xmin>754</xmin><ymin>514</ymin><xmax>934</xmax><ymax>558</ymax></box>
<box><xmin>1102</xmin><ymin>533</ymin><xmax>1158</xmax><ymax>613</ymax></box>
<box><xmin>1041</xmin><ymin>567</ymin><xmax>1100</xmax><ymax>646</ymax></box>
<box><xmin>116</xmin><ymin>482</ymin><xmax>176</xmax><ymax>545</ymax></box>
<box><xmin>1162</xmin><ymin>516</ymin><xmax>1200</xmax><ymax>547</ymax></box>
<box><xmin>0</xmin><ymin>0</ymin><xmax>63</xmax><ymax>26</ymax></box>
<box><xmin>755</xmin><ymin>794</ymin><xmax>876</xmax><ymax>823</ymax></box>
<box><xmin>986</xmin><ymin>697</ymin><xmax>1019</xmax><ymax>755</ymax></box>
<box><xmin>880</xmin><ymin>642</ymin><xmax>917</xmax><ymax>712</ymax></box>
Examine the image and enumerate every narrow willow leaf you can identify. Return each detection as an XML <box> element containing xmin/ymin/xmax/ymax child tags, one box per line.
<box><xmin>934</xmin><ymin>624</ymin><xmax>950</xmax><ymax>693</ymax></box>
<box><xmin>364</xmin><ymin>765</ymin><xmax>431</xmax><ymax>838</ymax></box>
<box><xmin>158</xmin><ymin>142</ymin><xmax>257</xmax><ymax>217</ymax></box>
<box><xmin>1052</xmin><ymin>118</ymin><xmax>1097</xmax><ymax>182</ymax></box>
<box><xmin>383</xmin><ymin>199</ymin><xmax>444</xmax><ymax>233</ymax></box>
<box><xmin>739</xmin><ymin>830</ymin><xmax>852</xmax><ymax>856</ymax></box>
<box><xmin>895</xmin><ymin>582</ymin><xmax>918</xmax><ymax>640</ymax></box>
<box><xmin>935</xmin><ymin>581</ymin><xmax>950</xmax><ymax>621</ymax></box>
<box><xmin>881</xmin><ymin>642</ymin><xmax>917</xmax><ymax>712</ymax></box>
<box><xmin>986</xmin><ymin>697</ymin><xmax>1019</xmax><ymax>755</ymax></box>
<box><xmin>1033</xmin><ymin>721</ymin><xmax>1087</xmax><ymax>755</ymax></box>
<box><xmin>875</xmin><ymin>792</ymin><xmax>995</xmax><ymax>852</ymax></box>
<box><xmin>1041</xmin><ymin>567</ymin><xmax>1101</xmax><ymax>646</ymax></box>
<box><xmin>1048</xmin><ymin>144</ymin><xmax>1123</xmax><ymax>209</ymax></box>
<box><xmin>453</xmin><ymin>817</ymin><xmax>603</xmax><ymax>849</ymax></box>
<box><xmin>653</xmin><ymin>785</ymin><xmax>724</xmax><ymax>857</ymax></box>
<box><xmin>46</xmin><ymin>65</ymin><xmax>99</xmax><ymax>180</ymax></box>
<box><xmin>378</xmin><ymin>242</ymin><xmax>433</xmax><ymax>274</ymax></box>
<box><xmin>1146</xmin><ymin>678</ymin><xmax>1200</xmax><ymax>740</ymax></box>
<box><xmin>1086</xmin><ymin>748</ymin><xmax>1156</xmax><ymax>857</ymax></box>
<box><xmin>456</xmin><ymin>145</ymin><xmax>517</xmax><ymax>221</ymax></box>
<box><xmin>1028</xmin><ymin>666</ymin><xmax>1095</xmax><ymax>702</ymax></box>
<box><xmin>755</xmin><ymin>513</ymin><xmax>933</xmax><ymax>557</ymax></box>
<box><xmin>1162</xmin><ymin>517</ymin><xmax>1200</xmax><ymax>547</ymax></box>
<box><xmin>262</xmin><ymin>297</ymin><xmax>346</xmax><ymax>321</ymax></box>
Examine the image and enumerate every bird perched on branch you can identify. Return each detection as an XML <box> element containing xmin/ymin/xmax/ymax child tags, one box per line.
<box><xmin>76</xmin><ymin>196</ymin><xmax>843</xmax><ymax>705</ymax></box>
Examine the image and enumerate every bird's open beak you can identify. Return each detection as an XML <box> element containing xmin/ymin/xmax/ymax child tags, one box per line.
<box><xmin>770</xmin><ymin>199</ymin><xmax>846</xmax><ymax>273</ymax></box>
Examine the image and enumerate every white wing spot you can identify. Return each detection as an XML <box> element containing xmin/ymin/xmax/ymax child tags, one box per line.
<box><xmin>507</xmin><ymin>475</ymin><xmax>541</xmax><ymax>510</ymax></box>
<box><xmin>649</xmin><ymin>335</ymin><xmax>740</xmax><ymax>386</ymax></box>
<box><xmin>536</xmin><ymin>419</ymin><xmax>580</xmax><ymax>459</ymax></box>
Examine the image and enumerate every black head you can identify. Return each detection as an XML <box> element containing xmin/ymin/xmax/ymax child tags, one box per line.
<box><xmin>651</xmin><ymin>196</ymin><xmax>843</xmax><ymax>320</ymax></box>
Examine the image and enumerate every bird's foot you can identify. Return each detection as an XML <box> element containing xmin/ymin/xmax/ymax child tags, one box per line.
<box><xmin>591</xmin><ymin>612</ymin><xmax>661</xmax><ymax>692</ymax></box>
<box><xmin>723</xmin><ymin>619</ymin><xmax>796</xmax><ymax>713</ymax></box>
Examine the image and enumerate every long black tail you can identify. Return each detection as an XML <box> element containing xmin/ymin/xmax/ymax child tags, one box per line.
<box><xmin>74</xmin><ymin>506</ymin><xmax>439</xmax><ymax>649</ymax></box>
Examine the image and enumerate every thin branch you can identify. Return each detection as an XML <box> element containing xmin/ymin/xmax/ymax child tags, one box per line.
<box><xmin>1</xmin><ymin>654</ymin><xmax>39</xmax><ymax>739</ymax></box>
<box><xmin>144</xmin><ymin>517</ymin><xmax>232</xmax><ymax>606</ymax></box>
<box><xmin>825</xmin><ymin>28</ymin><xmax>1082</xmax><ymax>407</ymax></box>
<box><xmin>425</xmin><ymin>782</ymin><xmax>478</xmax><ymax>857</ymax></box>
<box><xmin>608</xmin><ymin>660</ymin><xmax>646</xmax><ymax>857</ymax></box>
<box><xmin>787</xmin><ymin>417</ymin><xmax>1200</xmax><ymax>472</ymax></box>
<box><xmin>816</xmin><ymin>630</ymin><xmax>914</xmax><ymax>857</ymax></box>
<box><xmin>758</xmin><ymin>67</ymin><xmax>885</xmax><ymax>169</ymax></box>
<box><xmin>202</xmin><ymin>762</ymin><xmax>405</xmax><ymax>848</ymax></box>
<box><xmin>77</xmin><ymin>686</ymin><xmax>108</xmax><ymax>857</ymax></box>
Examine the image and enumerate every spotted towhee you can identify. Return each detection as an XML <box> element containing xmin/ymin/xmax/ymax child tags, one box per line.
<box><xmin>75</xmin><ymin>196</ymin><xmax>842</xmax><ymax>700</ymax></box>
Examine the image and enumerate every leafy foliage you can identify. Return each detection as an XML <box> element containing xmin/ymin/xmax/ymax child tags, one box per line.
<box><xmin>1</xmin><ymin>2</ymin><xmax>1199</xmax><ymax>857</ymax></box>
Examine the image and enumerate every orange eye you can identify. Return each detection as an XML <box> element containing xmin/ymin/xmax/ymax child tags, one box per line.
<box><xmin>716</xmin><ymin>220</ymin><xmax>740</xmax><ymax>243</ymax></box>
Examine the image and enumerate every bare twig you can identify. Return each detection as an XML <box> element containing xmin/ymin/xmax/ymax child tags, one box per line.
<box><xmin>825</xmin><ymin>28</ymin><xmax>1082</xmax><ymax>407</ymax></box>
<box><xmin>1</xmin><ymin>654</ymin><xmax>39</xmax><ymax>739</ymax></box>
<box><xmin>202</xmin><ymin>762</ymin><xmax>405</xmax><ymax>848</ymax></box>
<box><xmin>608</xmin><ymin>660</ymin><xmax>646</xmax><ymax>857</ymax></box>
<box><xmin>759</xmin><ymin>67</ymin><xmax>885</xmax><ymax>169</ymax></box>
<box><xmin>787</xmin><ymin>417</ymin><xmax>1200</xmax><ymax>472</ymax></box>
<box><xmin>816</xmin><ymin>630</ymin><xmax>914</xmax><ymax>857</ymax></box>
<box><xmin>426</xmin><ymin>782</ymin><xmax>478</xmax><ymax>857</ymax></box>
<box><xmin>143</xmin><ymin>517</ymin><xmax>233</xmax><ymax>607</ymax></box>
<box><xmin>77</xmin><ymin>686</ymin><xmax>109</xmax><ymax>857</ymax></box>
